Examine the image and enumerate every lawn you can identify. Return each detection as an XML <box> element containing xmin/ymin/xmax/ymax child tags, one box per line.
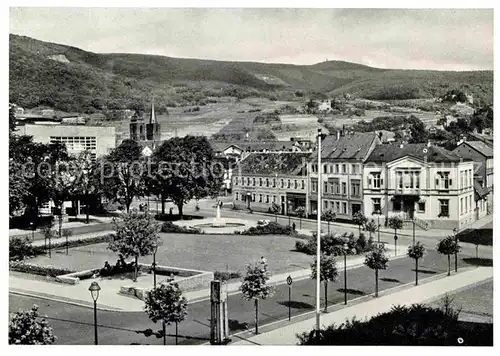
<box><xmin>28</xmin><ymin>233</ymin><xmax>316</xmax><ymax>276</ymax></box>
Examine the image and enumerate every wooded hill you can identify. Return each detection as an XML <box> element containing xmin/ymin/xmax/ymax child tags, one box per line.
<box><xmin>9</xmin><ymin>34</ymin><xmax>493</xmax><ymax>114</ymax></box>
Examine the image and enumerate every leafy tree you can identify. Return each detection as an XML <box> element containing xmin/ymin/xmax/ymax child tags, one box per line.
<box><xmin>240</xmin><ymin>259</ymin><xmax>274</xmax><ymax>334</ymax></box>
<box><xmin>437</xmin><ymin>236</ymin><xmax>461</xmax><ymax>276</ymax></box>
<box><xmin>150</xmin><ymin>136</ymin><xmax>222</xmax><ymax>219</ymax></box>
<box><xmin>108</xmin><ymin>210</ymin><xmax>161</xmax><ymax>281</ymax></box>
<box><xmin>321</xmin><ymin>209</ymin><xmax>336</xmax><ymax>235</ymax></box>
<box><xmin>144</xmin><ymin>280</ymin><xmax>188</xmax><ymax>345</ymax></box>
<box><xmin>72</xmin><ymin>151</ymin><xmax>101</xmax><ymax>223</ymax></box>
<box><xmin>364</xmin><ymin>246</ymin><xmax>389</xmax><ymax>297</ymax></box>
<box><xmin>294</xmin><ymin>206</ymin><xmax>306</xmax><ymax>229</ymax></box>
<box><xmin>407</xmin><ymin>242</ymin><xmax>426</xmax><ymax>285</ymax></box>
<box><xmin>102</xmin><ymin>139</ymin><xmax>145</xmax><ymax>212</ymax></box>
<box><xmin>408</xmin><ymin>118</ymin><xmax>429</xmax><ymax>144</ymax></box>
<box><xmin>270</xmin><ymin>202</ymin><xmax>280</xmax><ymax>222</ymax></box>
<box><xmin>352</xmin><ymin>212</ymin><xmax>368</xmax><ymax>237</ymax></box>
<box><xmin>387</xmin><ymin>216</ymin><xmax>403</xmax><ymax>241</ymax></box>
<box><xmin>311</xmin><ymin>253</ymin><xmax>339</xmax><ymax>312</ymax></box>
<box><xmin>50</xmin><ymin>163</ymin><xmax>76</xmax><ymax>239</ymax></box>
<box><xmin>364</xmin><ymin>219</ymin><xmax>378</xmax><ymax>241</ymax></box>
<box><xmin>9</xmin><ymin>305</ymin><xmax>56</xmax><ymax>345</ymax></box>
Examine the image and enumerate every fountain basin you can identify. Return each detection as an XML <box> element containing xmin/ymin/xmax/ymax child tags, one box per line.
<box><xmin>172</xmin><ymin>217</ymin><xmax>254</xmax><ymax>234</ymax></box>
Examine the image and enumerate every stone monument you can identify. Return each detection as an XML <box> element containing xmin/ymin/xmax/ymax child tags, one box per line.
<box><xmin>212</xmin><ymin>199</ymin><xmax>227</xmax><ymax>227</ymax></box>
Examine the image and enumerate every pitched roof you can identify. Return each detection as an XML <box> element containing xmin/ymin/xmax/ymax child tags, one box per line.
<box><xmin>459</xmin><ymin>141</ymin><xmax>494</xmax><ymax>158</ymax></box>
<box><xmin>312</xmin><ymin>132</ymin><xmax>378</xmax><ymax>161</ymax></box>
<box><xmin>474</xmin><ymin>180</ymin><xmax>490</xmax><ymax>201</ymax></box>
<box><xmin>239</xmin><ymin>152</ymin><xmax>310</xmax><ymax>175</ymax></box>
<box><xmin>210</xmin><ymin>140</ymin><xmax>298</xmax><ymax>153</ymax></box>
<box><xmin>366</xmin><ymin>143</ymin><xmax>466</xmax><ymax>164</ymax></box>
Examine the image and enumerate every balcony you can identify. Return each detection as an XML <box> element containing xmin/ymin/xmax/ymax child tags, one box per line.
<box><xmin>393</xmin><ymin>187</ymin><xmax>421</xmax><ymax>196</ymax></box>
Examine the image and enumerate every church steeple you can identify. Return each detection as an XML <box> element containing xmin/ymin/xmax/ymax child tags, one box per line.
<box><xmin>149</xmin><ymin>96</ymin><xmax>156</xmax><ymax>124</ymax></box>
<box><xmin>146</xmin><ymin>95</ymin><xmax>161</xmax><ymax>143</ymax></box>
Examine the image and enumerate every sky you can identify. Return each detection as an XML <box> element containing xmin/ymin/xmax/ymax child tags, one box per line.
<box><xmin>9</xmin><ymin>7</ymin><xmax>494</xmax><ymax>71</ymax></box>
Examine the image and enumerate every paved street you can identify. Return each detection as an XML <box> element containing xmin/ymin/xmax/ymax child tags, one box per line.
<box><xmin>9</xmin><ymin>249</ymin><xmax>486</xmax><ymax>345</ymax></box>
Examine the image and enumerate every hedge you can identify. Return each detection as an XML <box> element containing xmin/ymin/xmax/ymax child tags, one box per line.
<box><xmin>214</xmin><ymin>270</ymin><xmax>242</xmax><ymax>281</ymax></box>
<box><xmin>238</xmin><ymin>222</ymin><xmax>294</xmax><ymax>236</ymax></box>
<box><xmin>161</xmin><ymin>222</ymin><xmax>201</xmax><ymax>234</ymax></box>
<box><xmin>295</xmin><ymin>232</ymin><xmax>374</xmax><ymax>256</ymax></box>
<box><xmin>9</xmin><ymin>261</ymin><xmax>75</xmax><ymax>277</ymax></box>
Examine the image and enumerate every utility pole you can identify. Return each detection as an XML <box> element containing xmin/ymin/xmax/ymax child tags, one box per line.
<box><xmin>315</xmin><ymin>128</ymin><xmax>322</xmax><ymax>338</ymax></box>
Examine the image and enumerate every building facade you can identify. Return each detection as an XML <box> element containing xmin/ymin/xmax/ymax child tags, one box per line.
<box><xmin>18</xmin><ymin>123</ymin><xmax>116</xmax><ymax>159</ymax></box>
<box><xmin>308</xmin><ymin>132</ymin><xmax>380</xmax><ymax>218</ymax></box>
<box><xmin>453</xmin><ymin>141</ymin><xmax>493</xmax><ymax>189</ymax></box>
<box><xmin>232</xmin><ymin>153</ymin><xmax>310</xmax><ymax>214</ymax></box>
<box><xmin>363</xmin><ymin>143</ymin><xmax>475</xmax><ymax>230</ymax></box>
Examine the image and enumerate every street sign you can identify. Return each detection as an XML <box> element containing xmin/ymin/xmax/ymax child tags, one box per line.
<box><xmin>286</xmin><ymin>275</ymin><xmax>293</xmax><ymax>286</ymax></box>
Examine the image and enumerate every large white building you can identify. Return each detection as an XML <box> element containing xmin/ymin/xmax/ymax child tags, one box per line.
<box><xmin>363</xmin><ymin>143</ymin><xmax>475</xmax><ymax>230</ymax></box>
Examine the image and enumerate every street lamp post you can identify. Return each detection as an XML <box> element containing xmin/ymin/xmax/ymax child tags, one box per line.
<box><xmin>453</xmin><ymin>228</ymin><xmax>458</xmax><ymax>273</ymax></box>
<box><xmin>376</xmin><ymin>210</ymin><xmax>381</xmax><ymax>243</ymax></box>
<box><xmin>89</xmin><ymin>282</ymin><xmax>101</xmax><ymax>345</ymax></box>
<box><xmin>343</xmin><ymin>242</ymin><xmax>348</xmax><ymax>305</ymax></box>
<box><xmin>412</xmin><ymin>218</ymin><xmax>416</xmax><ymax>245</ymax></box>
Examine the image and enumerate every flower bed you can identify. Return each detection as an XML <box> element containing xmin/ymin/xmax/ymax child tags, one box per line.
<box><xmin>9</xmin><ymin>261</ymin><xmax>75</xmax><ymax>277</ymax></box>
<box><xmin>237</xmin><ymin>222</ymin><xmax>294</xmax><ymax>236</ymax></box>
<box><xmin>161</xmin><ymin>222</ymin><xmax>201</xmax><ymax>234</ymax></box>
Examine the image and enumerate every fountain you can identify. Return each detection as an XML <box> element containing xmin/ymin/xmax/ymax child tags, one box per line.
<box><xmin>212</xmin><ymin>199</ymin><xmax>227</xmax><ymax>227</ymax></box>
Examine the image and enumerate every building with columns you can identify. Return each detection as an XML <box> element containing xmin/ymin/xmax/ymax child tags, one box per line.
<box><xmin>363</xmin><ymin>143</ymin><xmax>475</xmax><ymax>230</ymax></box>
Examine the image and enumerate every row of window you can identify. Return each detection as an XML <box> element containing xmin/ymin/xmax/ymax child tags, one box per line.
<box><xmin>234</xmin><ymin>177</ymin><xmax>306</xmax><ymax>190</ymax></box>
<box><xmin>366</xmin><ymin>171</ymin><xmax>459</xmax><ymax>190</ymax></box>
<box><xmin>323</xmin><ymin>200</ymin><xmax>348</xmax><ymax>214</ymax></box>
<box><xmin>310</xmin><ymin>179</ymin><xmax>361</xmax><ymax>196</ymax></box>
<box><xmin>459</xmin><ymin>169</ymin><xmax>473</xmax><ymax>190</ymax></box>
<box><xmin>311</xmin><ymin>163</ymin><xmax>360</xmax><ymax>175</ymax></box>
<box><xmin>235</xmin><ymin>192</ymin><xmax>283</xmax><ymax>204</ymax></box>
<box><xmin>460</xmin><ymin>194</ymin><xmax>474</xmax><ymax>215</ymax></box>
<box><xmin>50</xmin><ymin>136</ymin><xmax>97</xmax><ymax>151</ymax></box>
<box><xmin>371</xmin><ymin>198</ymin><xmax>453</xmax><ymax>218</ymax></box>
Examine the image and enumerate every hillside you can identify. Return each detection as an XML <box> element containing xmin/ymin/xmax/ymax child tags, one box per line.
<box><xmin>9</xmin><ymin>34</ymin><xmax>493</xmax><ymax>114</ymax></box>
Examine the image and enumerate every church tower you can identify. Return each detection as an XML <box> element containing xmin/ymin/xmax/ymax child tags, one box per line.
<box><xmin>146</xmin><ymin>97</ymin><xmax>161</xmax><ymax>147</ymax></box>
<box><xmin>129</xmin><ymin>110</ymin><xmax>146</xmax><ymax>141</ymax></box>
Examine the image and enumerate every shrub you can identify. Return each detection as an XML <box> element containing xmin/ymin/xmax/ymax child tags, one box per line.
<box><xmin>240</xmin><ymin>222</ymin><xmax>293</xmax><ymax>235</ymax></box>
<box><xmin>161</xmin><ymin>222</ymin><xmax>201</xmax><ymax>234</ymax></box>
<box><xmin>295</xmin><ymin>239</ymin><xmax>315</xmax><ymax>254</ymax></box>
<box><xmin>9</xmin><ymin>261</ymin><xmax>74</xmax><ymax>277</ymax></box>
<box><xmin>9</xmin><ymin>236</ymin><xmax>37</xmax><ymax>261</ymax></box>
<box><xmin>296</xmin><ymin>232</ymin><xmax>372</xmax><ymax>256</ymax></box>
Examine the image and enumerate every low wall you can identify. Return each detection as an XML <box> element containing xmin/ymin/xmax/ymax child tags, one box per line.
<box><xmin>120</xmin><ymin>264</ymin><xmax>213</xmax><ymax>300</ymax></box>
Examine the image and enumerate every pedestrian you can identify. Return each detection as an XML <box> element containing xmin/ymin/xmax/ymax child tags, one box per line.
<box><xmin>292</xmin><ymin>222</ymin><xmax>296</xmax><ymax>231</ymax></box>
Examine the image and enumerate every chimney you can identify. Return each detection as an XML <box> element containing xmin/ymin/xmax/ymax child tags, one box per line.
<box><xmin>337</xmin><ymin>130</ymin><xmax>340</xmax><ymax>140</ymax></box>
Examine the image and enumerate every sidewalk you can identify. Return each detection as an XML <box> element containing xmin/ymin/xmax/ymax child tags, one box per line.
<box><xmin>9</xmin><ymin>242</ymin><xmax>406</xmax><ymax>312</ymax></box>
<box><xmin>30</xmin><ymin>230</ymin><xmax>114</xmax><ymax>247</ymax></box>
<box><xmin>231</xmin><ymin>266</ymin><xmax>493</xmax><ymax>345</ymax></box>
<box><xmin>9</xmin><ymin>215</ymin><xmax>115</xmax><ymax>238</ymax></box>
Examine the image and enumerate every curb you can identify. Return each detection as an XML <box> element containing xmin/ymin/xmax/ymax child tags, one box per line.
<box><xmin>9</xmin><ymin>289</ymin><xmax>127</xmax><ymax>312</ymax></box>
